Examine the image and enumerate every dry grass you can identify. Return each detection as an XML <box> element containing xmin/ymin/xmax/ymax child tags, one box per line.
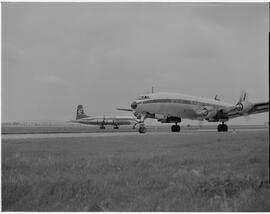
<box><xmin>2</xmin><ymin>130</ymin><xmax>269</xmax><ymax>211</ymax></box>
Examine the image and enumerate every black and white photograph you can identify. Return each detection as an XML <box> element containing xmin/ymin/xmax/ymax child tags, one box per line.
<box><xmin>2</xmin><ymin>2</ymin><xmax>269</xmax><ymax>211</ymax></box>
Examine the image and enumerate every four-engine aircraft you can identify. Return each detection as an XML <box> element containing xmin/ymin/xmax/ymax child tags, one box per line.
<box><xmin>118</xmin><ymin>91</ymin><xmax>269</xmax><ymax>133</ymax></box>
<box><xmin>71</xmin><ymin>105</ymin><xmax>137</xmax><ymax>129</ymax></box>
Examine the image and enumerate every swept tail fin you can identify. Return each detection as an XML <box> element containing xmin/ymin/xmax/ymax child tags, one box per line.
<box><xmin>76</xmin><ymin>105</ymin><xmax>88</xmax><ymax>120</ymax></box>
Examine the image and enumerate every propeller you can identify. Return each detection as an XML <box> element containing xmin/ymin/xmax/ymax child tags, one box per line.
<box><xmin>214</xmin><ymin>95</ymin><xmax>220</xmax><ymax>101</ymax></box>
<box><xmin>236</xmin><ymin>90</ymin><xmax>251</xmax><ymax>120</ymax></box>
<box><xmin>237</xmin><ymin>90</ymin><xmax>247</xmax><ymax>105</ymax></box>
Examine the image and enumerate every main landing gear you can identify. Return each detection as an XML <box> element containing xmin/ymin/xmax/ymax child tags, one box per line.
<box><xmin>113</xmin><ymin>125</ymin><xmax>119</xmax><ymax>129</ymax></box>
<box><xmin>217</xmin><ymin>122</ymin><xmax>228</xmax><ymax>132</ymax></box>
<box><xmin>100</xmin><ymin>124</ymin><xmax>105</xmax><ymax>129</ymax></box>
<box><xmin>171</xmin><ymin>123</ymin><xmax>181</xmax><ymax>132</ymax></box>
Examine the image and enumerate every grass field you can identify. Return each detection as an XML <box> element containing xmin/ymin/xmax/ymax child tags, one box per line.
<box><xmin>2</xmin><ymin>131</ymin><xmax>269</xmax><ymax>211</ymax></box>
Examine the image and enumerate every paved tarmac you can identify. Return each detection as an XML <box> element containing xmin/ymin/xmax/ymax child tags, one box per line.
<box><xmin>2</xmin><ymin>128</ymin><xmax>268</xmax><ymax>140</ymax></box>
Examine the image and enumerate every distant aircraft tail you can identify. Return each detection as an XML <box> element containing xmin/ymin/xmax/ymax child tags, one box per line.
<box><xmin>76</xmin><ymin>105</ymin><xmax>88</xmax><ymax>120</ymax></box>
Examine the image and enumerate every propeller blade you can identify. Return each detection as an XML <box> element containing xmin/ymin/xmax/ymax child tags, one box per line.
<box><xmin>237</xmin><ymin>90</ymin><xmax>247</xmax><ymax>104</ymax></box>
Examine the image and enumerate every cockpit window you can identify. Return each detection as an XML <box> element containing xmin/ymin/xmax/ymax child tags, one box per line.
<box><xmin>137</xmin><ymin>95</ymin><xmax>150</xmax><ymax>100</ymax></box>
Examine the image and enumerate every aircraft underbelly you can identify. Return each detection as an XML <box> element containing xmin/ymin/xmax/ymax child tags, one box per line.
<box><xmin>142</xmin><ymin>103</ymin><xmax>198</xmax><ymax>119</ymax></box>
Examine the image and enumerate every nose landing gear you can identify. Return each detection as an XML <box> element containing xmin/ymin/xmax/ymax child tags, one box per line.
<box><xmin>138</xmin><ymin>115</ymin><xmax>147</xmax><ymax>134</ymax></box>
<box><xmin>217</xmin><ymin>122</ymin><xmax>228</xmax><ymax>132</ymax></box>
<box><xmin>138</xmin><ymin>125</ymin><xmax>146</xmax><ymax>133</ymax></box>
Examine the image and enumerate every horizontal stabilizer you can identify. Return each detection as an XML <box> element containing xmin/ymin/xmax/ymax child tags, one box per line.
<box><xmin>67</xmin><ymin>120</ymin><xmax>80</xmax><ymax>123</ymax></box>
<box><xmin>227</xmin><ymin>101</ymin><xmax>269</xmax><ymax>119</ymax></box>
<box><xmin>116</xmin><ymin>108</ymin><xmax>133</xmax><ymax>112</ymax></box>
<box><xmin>250</xmin><ymin>102</ymin><xmax>269</xmax><ymax>114</ymax></box>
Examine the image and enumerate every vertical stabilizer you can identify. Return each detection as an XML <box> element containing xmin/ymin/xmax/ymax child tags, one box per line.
<box><xmin>76</xmin><ymin>105</ymin><xmax>88</xmax><ymax>120</ymax></box>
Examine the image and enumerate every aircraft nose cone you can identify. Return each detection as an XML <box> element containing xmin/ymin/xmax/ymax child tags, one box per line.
<box><xmin>131</xmin><ymin>101</ymin><xmax>137</xmax><ymax>110</ymax></box>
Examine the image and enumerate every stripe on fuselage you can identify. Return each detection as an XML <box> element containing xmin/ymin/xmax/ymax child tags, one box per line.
<box><xmin>138</xmin><ymin>98</ymin><xmax>225</xmax><ymax>108</ymax></box>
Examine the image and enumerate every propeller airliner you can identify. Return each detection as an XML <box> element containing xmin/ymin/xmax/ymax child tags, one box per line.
<box><xmin>71</xmin><ymin>105</ymin><xmax>138</xmax><ymax>129</ymax></box>
<box><xmin>118</xmin><ymin>91</ymin><xmax>269</xmax><ymax>133</ymax></box>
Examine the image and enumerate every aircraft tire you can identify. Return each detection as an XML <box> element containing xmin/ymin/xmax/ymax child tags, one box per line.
<box><xmin>217</xmin><ymin>124</ymin><xmax>222</xmax><ymax>132</ymax></box>
<box><xmin>171</xmin><ymin>125</ymin><xmax>181</xmax><ymax>132</ymax></box>
<box><xmin>139</xmin><ymin>126</ymin><xmax>146</xmax><ymax>134</ymax></box>
<box><xmin>113</xmin><ymin>126</ymin><xmax>119</xmax><ymax>129</ymax></box>
<box><xmin>217</xmin><ymin>124</ymin><xmax>228</xmax><ymax>132</ymax></box>
<box><xmin>100</xmin><ymin>126</ymin><xmax>105</xmax><ymax>129</ymax></box>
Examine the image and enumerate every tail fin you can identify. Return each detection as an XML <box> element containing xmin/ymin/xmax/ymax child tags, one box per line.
<box><xmin>76</xmin><ymin>105</ymin><xmax>88</xmax><ymax>120</ymax></box>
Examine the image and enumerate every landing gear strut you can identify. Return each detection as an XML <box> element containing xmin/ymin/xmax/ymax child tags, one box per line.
<box><xmin>171</xmin><ymin>123</ymin><xmax>181</xmax><ymax>132</ymax></box>
<box><xmin>100</xmin><ymin>125</ymin><xmax>105</xmax><ymax>129</ymax></box>
<box><xmin>113</xmin><ymin>125</ymin><xmax>119</xmax><ymax>129</ymax></box>
<box><xmin>217</xmin><ymin>122</ymin><xmax>228</xmax><ymax>132</ymax></box>
<box><xmin>138</xmin><ymin>115</ymin><xmax>147</xmax><ymax>134</ymax></box>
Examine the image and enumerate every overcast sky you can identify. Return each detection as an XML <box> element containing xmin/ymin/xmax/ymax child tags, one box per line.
<box><xmin>2</xmin><ymin>3</ymin><xmax>269</xmax><ymax>124</ymax></box>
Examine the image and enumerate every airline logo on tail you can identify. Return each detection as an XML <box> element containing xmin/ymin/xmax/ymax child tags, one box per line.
<box><xmin>76</xmin><ymin>105</ymin><xmax>88</xmax><ymax>120</ymax></box>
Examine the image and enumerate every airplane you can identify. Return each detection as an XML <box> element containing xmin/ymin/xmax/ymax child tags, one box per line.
<box><xmin>71</xmin><ymin>105</ymin><xmax>138</xmax><ymax>129</ymax></box>
<box><xmin>118</xmin><ymin>91</ymin><xmax>269</xmax><ymax>133</ymax></box>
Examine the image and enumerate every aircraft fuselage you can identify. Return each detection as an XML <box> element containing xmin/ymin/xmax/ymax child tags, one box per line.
<box><xmin>132</xmin><ymin>92</ymin><xmax>233</xmax><ymax>120</ymax></box>
<box><xmin>76</xmin><ymin>116</ymin><xmax>135</xmax><ymax>126</ymax></box>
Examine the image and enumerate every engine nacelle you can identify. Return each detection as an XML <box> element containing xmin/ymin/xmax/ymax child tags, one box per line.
<box><xmin>155</xmin><ymin>114</ymin><xmax>166</xmax><ymax>120</ymax></box>
<box><xmin>107</xmin><ymin>120</ymin><xmax>114</xmax><ymax>124</ymax></box>
<box><xmin>197</xmin><ymin>106</ymin><xmax>217</xmax><ymax>119</ymax></box>
<box><xmin>95</xmin><ymin>119</ymin><xmax>106</xmax><ymax>124</ymax></box>
<box><xmin>157</xmin><ymin>116</ymin><xmax>181</xmax><ymax>123</ymax></box>
<box><xmin>235</xmin><ymin>101</ymin><xmax>253</xmax><ymax>114</ymax></box>
<box><xmin>158</xmin><ymin>119</ymin><xmax>169</xmax><ymax>123</ymax></box>
<box><xmin>155</xmin><ymin>114</ymin><xmax>169</xmax><ymax>123</ymax></box>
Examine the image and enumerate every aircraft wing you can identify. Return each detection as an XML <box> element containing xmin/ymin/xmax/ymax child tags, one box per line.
<box><xmin>226</xmin><ymin>101</ymin><xmax>269</xmax><ymax>119</ymax></box>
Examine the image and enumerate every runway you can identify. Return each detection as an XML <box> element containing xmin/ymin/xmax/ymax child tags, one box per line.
<box><xmin>2</xmin><ymin>128</ymin><xmax>268</xmax><ymax>140</ymax></box>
